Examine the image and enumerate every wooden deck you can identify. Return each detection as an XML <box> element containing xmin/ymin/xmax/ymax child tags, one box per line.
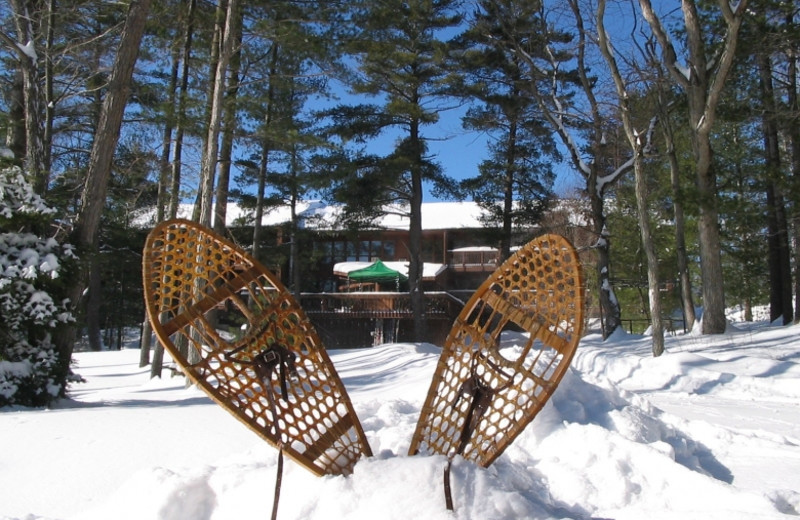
<box><xmin>300</xmin><ymin>292</ymin><xmax>466</xmax><ymax>349</ymax></box>
<box><xmin>448</xmin><ymin>249</ymin><xmax>498</xmax><ymax>273</ymax></box>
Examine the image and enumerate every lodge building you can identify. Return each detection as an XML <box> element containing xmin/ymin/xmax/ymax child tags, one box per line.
<box><xmin>139</xmin><ymin>199</ymin><xmax>584</xmax><ymax>348</ymax></box>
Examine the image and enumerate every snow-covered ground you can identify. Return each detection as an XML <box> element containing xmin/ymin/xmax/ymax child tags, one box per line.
<box><xmin>2</xmin><ymin>318</ymin><xmax>799</xmax><ymax>520</ymax></box>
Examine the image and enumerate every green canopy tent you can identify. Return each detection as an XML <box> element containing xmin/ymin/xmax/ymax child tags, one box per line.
<box><xmin>347</xmin><ymin>260</ymin><xmax>408</xmax><ymax>290</ymax></box>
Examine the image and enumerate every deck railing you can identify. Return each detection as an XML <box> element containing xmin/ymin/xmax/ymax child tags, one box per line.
<box><xmin>448</xmin><ymin>250</ymin><xmax>498</xmax><ymax>272</ymax></box>
<box><xmin>299</xmin><ymin>291</ymin><xmax>466</xmax><ymax>348</ymax></box>
<box><xmin>300</xmin><ymin>291</ymin><xmax>465</xmax><ymax>318</ymax></box>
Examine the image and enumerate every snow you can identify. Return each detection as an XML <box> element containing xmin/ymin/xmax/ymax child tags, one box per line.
<box><xmin>132</xmin><ymin>201</ymin><xmax>489</xmax><ymax>231</ymax></box>
<box><xmin>675</xmin><ymin>62</ymin><xmax>692</xmax><ymax>82</ymax></box>
<box><xmin>2</xmin><ymin>320</ymin><xmax>799</xmax><ymax>520</ymax></box>
<box><xmin>450</xmin><ymin>246</ymin><xmax>497</xmax><ymax>252</ymax></box>
<box><xmin>15</xmin><ymin>41</ymin><xmax>37</xmax><ymax>62</ymax></box>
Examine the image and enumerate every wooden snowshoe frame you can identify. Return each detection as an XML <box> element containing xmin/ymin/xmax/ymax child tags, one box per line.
<box><xmin>143</xmin><ymin>219</ymin><xmax>372</xmax><ymax>476</ymax></box>
<box><xmin>409</xmin><ymin>234</ymin><xmax>585</xmax><ymax>467</ymax></box>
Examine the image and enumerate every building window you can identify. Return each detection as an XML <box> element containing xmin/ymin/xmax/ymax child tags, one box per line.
<box><xmin>318</xmin><ymin>238</ymin><xmax>398</xmax><ymax>263</ymax></box>
<box><xmin>382</xmin><ymin>240</ymin><xmax>395</xmax><ymax>260</ymax></box>
<box><xmin>359</xmin><ymin>240</ymin><xmax>371</xmax><ymax>261</ymax></box>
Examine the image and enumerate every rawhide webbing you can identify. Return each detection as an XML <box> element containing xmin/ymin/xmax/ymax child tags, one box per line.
<box><xmin>443</xmin><ymin>353</ymin><xmax>512</xmax><ymax>511</ymax></box>
<box><xmin>225</xmin><ymin>342</ymin><xmax>297</xmax><ymax>520</ymax></box>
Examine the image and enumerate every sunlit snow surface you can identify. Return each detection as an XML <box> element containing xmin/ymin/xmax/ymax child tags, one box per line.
<box><xmin>1</xmin><ymin>319</ymin><xmax>799</xmax><ymax>520</ymax></box>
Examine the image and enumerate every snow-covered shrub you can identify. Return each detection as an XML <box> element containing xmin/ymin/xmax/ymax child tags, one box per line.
<box><xmin>0</xmin><ymin>166</ymin><xmax>75</xmax><ymax>407</ymax></box>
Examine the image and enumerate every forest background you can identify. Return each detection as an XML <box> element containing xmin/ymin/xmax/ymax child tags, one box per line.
<box><xmin>1</xmin><ymin>0</ymin><xmax>799</xmax><ymax>407</ymax></box>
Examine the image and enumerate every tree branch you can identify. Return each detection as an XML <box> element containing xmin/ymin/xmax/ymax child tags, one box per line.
<box><xmin>638</xmin><ymin>0</ymin><xmax>689</xmax><ymax>88</ymax></box>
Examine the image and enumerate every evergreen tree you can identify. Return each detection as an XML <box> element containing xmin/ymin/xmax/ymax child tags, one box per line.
<box><xmin>234</xmin><ymin>0</ymin><xmax>338</xmax><ymax>264</ymax></box>
<box><xmin>487</xmin><ymin>0</ymin><xmax>631</xmax><ymax>339</ymax></box>
<box><xmin>639</xmin><ymin>0</ymin><xmax>750</xmax><ymax>334</ymax></box>
<box><xmin>714</xmin><ymin>120</ymin><xmax>770</xmax><ymax>320</ymax></box>
<box><xmin>742</xmin><ymin>0</ymin><xmax>796</xmax><ymax>324</ymax></box>
<box><xmin>455</xmin><ymin>0</ymin><xmax>558</xmax><ymax>260</ymax></box>
<box><xmin>325</xmin><ymin>0</ymin><xmax>463</xmax><ymax>341</ymax></box>
<box><xmin>0</xmin><ymin>165</ymin><xmax>75</xmax><ymax>407</ymax></box>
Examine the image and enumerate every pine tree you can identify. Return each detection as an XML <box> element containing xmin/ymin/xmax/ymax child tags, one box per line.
<box><xmin>324</xmin><ymin>0</ymin><xmax>463</xmax><ymax>341</ymax></box>
<box><xmin>454</xmin><ymin>0</ymin><xmax>558</xmax><ymax>260</ymax></box>
<box><xmin>487</xmin><ymin>0</ymin><xmax>631</xmax><ymax>339</ymax></box>
<box><xmin>0</xmin><ymin>165</ymin><xmax>75</xmax><ymax>407</ymax></box>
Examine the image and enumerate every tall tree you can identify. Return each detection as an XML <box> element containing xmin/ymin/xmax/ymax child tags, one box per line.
<box><xmin>597</xmin><ymin>0</ymin><xmax>663</xmax><ymax>355</ymax></box>
<box><xmin>491</xmin><ymin>0</ymin><xmax>632</xmax><ymax>338</ymax></box>
<box><xmin>784</xmin><ymin>8</ymin><xmax>800</xmax><ymax>322</ymax></box>
<box><xmin>639</xmin><ymin>0</ymin><xmax>749</xmax><ymax>334</ymax></box>
<box><xmin>757</xmin><ymin>51</ymin><xmax>793</xmax><ymax>325</ymax></box>
<box><xmin>3</xmin><ymin>0</ymin><xmax>47</xmax><ymax>193</ymax></box>
<box><xmin>326</xmin><ymin>0</ymin><xmax>462</xmax><ymax>341</ymax></box>
<box><xmin>651</xmin><ymin>64</ymin><xmax>698</xmax><ymax>331</ymax></box>
<box><xmin>55</xmin><ymin>0</ymin><xmax>152</xmax><ymax>383</ymax></box>
<box><xmin>455</xmin><ymin>0</ymin><xmax>558</xmax><ymax>260</ymax></box>
<box><xmin>235</xmin><ymin>0</ymin><xmax>336</xmax><ymax>264</ymax></box>
<box><xmin>212</xmin><ymin>0</ymin><xmax>243</xmax><ymax>235</ymax></box>
<box><xmin>746</xmin><ymin>0</ymin><xmax>798</xmax><ymax>324</ymax></box>
<box><xmin>198</xmin><ymin>0</ymin><xmax>239</xmax><ymax>227</ymax></box>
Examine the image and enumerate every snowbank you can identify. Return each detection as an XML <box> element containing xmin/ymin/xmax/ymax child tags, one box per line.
<box><xmin>1</xmin><ymin>322</ymin><xmax>799</xmax><ymax>520</ymax></box>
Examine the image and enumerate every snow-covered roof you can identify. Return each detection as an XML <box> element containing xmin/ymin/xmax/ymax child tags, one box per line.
<box><xmin>133</xmin><ymin>200</ymin><xmax>489</xmax><ymax>231</ymax></box>
<box><xmin>449</xmin><ymin>246</ymin><xmax>497</xmax><ymax>253</ymax></box>
<box><xmin>132</xmin><ymin>198</ymin><xmax>589</xmax><ymax>231</ymax></box>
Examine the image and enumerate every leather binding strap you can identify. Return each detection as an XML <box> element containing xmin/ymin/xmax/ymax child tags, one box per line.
<box><xmin>226</xmin><ymin>343</ymin><xmax>298</xmax><ymax>520</ymax></box>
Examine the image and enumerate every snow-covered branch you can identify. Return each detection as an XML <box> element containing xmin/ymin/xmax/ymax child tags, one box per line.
<box><xmin>597</xmin><ymin>156</ymin><xmax>634</xmax><ymax>194</ymax></box>
<box><xmin>1</xmin><ymin>167</ymin><xmax>75</xmax><ymax>406</ymax></box>
<box><xmin>0</xmin><ymin>30</ymin><xmax>36</xmax><ymax>63</ymax></box>
<box><xmin>643</xmin><ymin>115</ymin><xmax>659</xmax><ymax>155</ymax></box>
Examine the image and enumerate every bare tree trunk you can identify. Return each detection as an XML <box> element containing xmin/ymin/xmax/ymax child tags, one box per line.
<box><xmin>42</xmin><ymin>0</ymin><xmax>55</xmax><ymax>177</ymax></box>
<box><xmin>252</xmin><ymin>44</ymin><xmax>280</xmax><ymax>262</ymax></box>
<box><xmin>634</xmin><ymin>151</ymin><xmax>664</xmax><ymax>355</ymax></box>
<box><xmin>86</xmin><ymin>254</ymin><xmax>104</xmax><ymax>351</ymax></box>
<box><xmin>758</xmin><ymin>54</ymin><xmax>793</xmax><ymax>324</ymax></box>
<box><xmin>653</xmin><ymin>52</ymin><xmax>696</xmax><ymax>330</ymax></box>
<box><xmin>6</xmin><ymin>69</ymin><xmax>26</xmax><ymax>163</ymax></box>
<box><xmin>168</xmin><ymin>0</ymin><xmax>196</xmax><ymax>219</ymax></box>
<box><xmin>140</xmin><ymin>19</ymin><xmax>182</xmax><ymax>366</ymax></box>
<box><xmin>7</xmin><ymin>0</ymin><xmax>46</xmax><ymax>194</ymax></box>
<box><xmin>158</xmin><ymin>48</ymin><xmax>179</xmax><ymax>222</ymax></box>
<box><xmin>213</xmin><ymin>4</ymin><xmax>242</xmax><ymax>235</ymax></box>
<box><xmin>639</xmin><ymin>0</ymin><xmax>748</xmax><ymax>334</ymax></box>
<box><xmin>694</xmin><ymin>155</ymin><xmax>726</xmax><ymax>333</ymax></box>
<box><xmin>786</xmin><ymin>39</ymin><xmax>800</xmax><ymax>322</ymax></box>
<box><xmin>665</xmin><ymin>130</ymin><xmax>696</xmax><ymax>331</ymax></box>
<box><xmin>289</xmin><ymin>163</ymin><xmax>302</xmax><ymax>297</ymax></box>
<box><xmin>186</xmin><ymin>0</ymin><xmax>238</xmax><ymax>376</ymax></box>
<box><xmin>409</xmin><ymin>119</ymin><xmax>426</xmax><ymax>342</ymax></box>
<box><xmin>150</xmin><ymin>336</ymin><xmax>165</xmax><ymax>378</ymax></box>
<box><xmin>139</xmin><ymin>320</ymin><xmax>152</xmax><ymax>367</ymax></box>
<box><xmin>253</xmin><ymin>144</ymin><xmax>269</xmax><ymax>262</ymax></box>
<box><xmin>73</xmin><ymin>0</ymin><xmax>152</xmax><ymax>253</ymax></box>
<box><xmin>589</xmin><ymin>185</ymin><xmax>621</xmax><ymax>338</ymax></box>
<box><xmin>199</xmin><ymin>0</ymin><xmax>238</xmax><ymax>227</ymax></box>
<box><xmin>597</xmin><ymin>0</ymin><xmax>663</xmax><ymax>354</ymax></box>
<box><xmin>55</xmin><ymin>0</ymin><xmax>152</xmax><ymax>382</ymax></box>
<box><xmin>500</xmin><ymin>120</ymin><xmax>518</xmax><ymax>261</ymax></box>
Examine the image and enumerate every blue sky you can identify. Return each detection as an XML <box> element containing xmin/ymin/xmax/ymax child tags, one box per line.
<box><xmin>336</xmin><ymin>101</ymin><xmax>582</xmax><ymax>202</ymax></box>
